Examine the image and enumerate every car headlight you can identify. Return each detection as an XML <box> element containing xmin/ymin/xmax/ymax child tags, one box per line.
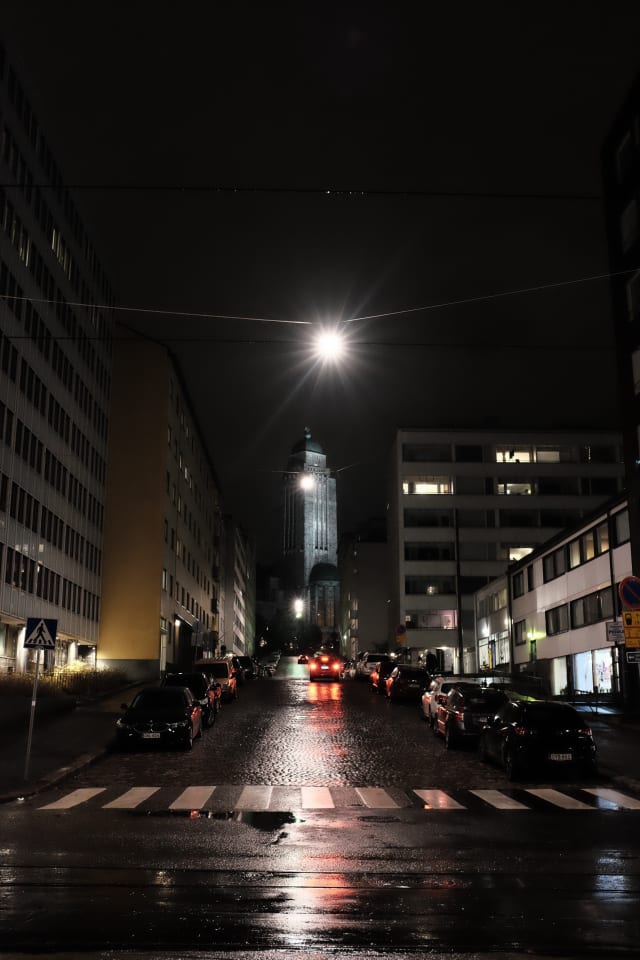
<box><xmin>116</xmin><ymin>719</ymin><xmax>130</xmax><ymax>730</ymax></box>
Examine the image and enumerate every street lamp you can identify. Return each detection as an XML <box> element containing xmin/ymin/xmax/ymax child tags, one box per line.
<box><xmin>313</xmin><ymin>327</ymin><xmax>346</xmax><ymax>363</ymax></box>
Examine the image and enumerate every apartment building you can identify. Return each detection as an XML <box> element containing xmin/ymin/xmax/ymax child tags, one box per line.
<box><xmin>99</xmin><ymin>326</ymin><xmax>223</xmax><ymax>679</ymax></box>
<box><xmin>222</xmin><ymin>515</ymin><xmax>255</xmax><ymax>657</ymax></box>
<box><xmin>475</xmin><ymin>496</ymin><xmax>631</xmax><ymax>699</ymax></box>
<box><xmin>338</xmin><ymin>518</ymin><xmax>389</xmax><ymax>659</ymax></box>
<box><xmin>0</xmin><ymin>43</ymin><xmax>113</xmax><ymax>672</ymax></box>
<box><xmin>388</xmin><ymin>428</ymin><xmax>625</xmax><ymax>673</ymax></box>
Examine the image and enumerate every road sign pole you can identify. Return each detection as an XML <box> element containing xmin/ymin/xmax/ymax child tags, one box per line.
<box><xmin>24</xmin><ymin>649</ymin><xmax>41</xmax><ymax>781</ymax></box>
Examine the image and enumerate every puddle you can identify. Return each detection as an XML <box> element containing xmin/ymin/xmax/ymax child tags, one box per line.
<box><xmin>134</xmin><ymin>809</ymin><xmax>303</xmax><ymax>829</ymax></box>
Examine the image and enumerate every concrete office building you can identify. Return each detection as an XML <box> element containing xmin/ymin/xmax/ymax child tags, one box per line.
<box><xmin>388</xmin><ymin>428</ymin><xmax>625</xmax><ymax>674</ymax></box>
<box><xmin>0</xmin><ymin>43</ymin><xmax>113</xmax><ymax>673</ymax></box>
<box><xmin>222</xmin><ymin>515</ymin><xmax>256</xmax><ymax>657</ymax></box>
<box><xmin>99</xmin><ymin>326</ymin><xmax>223</xmax><ymax>679</ymax></box>
<box><xmin>338</xmin><ymin>519</ymin><xmax>389</xmax><ymax>660</ymax></box>
<box><xmin>475</xmin><ymin>496</ymin><xmax>631</xmax><ymax>698</ymax></box>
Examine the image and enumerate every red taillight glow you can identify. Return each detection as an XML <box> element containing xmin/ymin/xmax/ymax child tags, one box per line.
<box><xmin>332</xmin><ymin>662</ymin><xmax>340</xmax><ymax>671</ymax></box>
<box><xmin>320</xmin><ymin>656</ymin><xmax>329</xmax><ymax>663</ymax></box>
<box><xmin>514</xmin><ymin>725</ymin><xmax>528</xmax><ymax>736</ymax></box>
<box><xmin>309</xmin><ymin>662</ymin><xmax>318</xmax><ymax>671</ymax></box>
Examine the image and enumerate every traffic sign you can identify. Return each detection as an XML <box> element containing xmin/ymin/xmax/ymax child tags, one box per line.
<box><xmin>627</xmin><ymin>650</ymin><xmax>640</xmax><ymax>664</ymax></box>
<box><xmin>622</xmin><ymin>611</ymin><xmax>640</xmax><ymax>649</ymax></box>
<box><xmin>618</xmin><ymin>576</ymin><xmax>640</xmax><ymax>610</ymax></box>
<box><xmin>24</xmin><ymin>618</ymin><xmax>57</xmax><ymax>649</ymax></box>
<box><xmin>606</xmin><ymin>621</ymin><xmax>625</xmax><ymax>644</ymax></box>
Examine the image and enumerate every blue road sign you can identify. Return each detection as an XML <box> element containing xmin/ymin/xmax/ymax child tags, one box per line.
<box><xmin>618</xmin><ymin>576</ymin><xmax>640</xmax><ymax>610</ymax></box>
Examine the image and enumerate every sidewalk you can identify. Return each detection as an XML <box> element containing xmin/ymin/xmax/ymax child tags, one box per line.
<box><xmin>0</xmin><ymin>690</ymin><xmax>639</xmax><ymax>804</ymax></box>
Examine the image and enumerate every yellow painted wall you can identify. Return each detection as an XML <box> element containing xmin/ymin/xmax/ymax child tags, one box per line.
<box><xmin>99</xmin><ymin>332</ymin><xmax>169</xmax><ymax>666</ymax></box>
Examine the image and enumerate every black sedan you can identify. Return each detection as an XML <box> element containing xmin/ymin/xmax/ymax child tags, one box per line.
<box><xmin>161</xmin><ymin>671</ymin><xmax>221</xmax><ymax>727</ymax></box>
<box><xmin>385</xmin><ymin>665</ymin><xmax>430</xmax><ymax>702</ymax></box>
<box><xmin>116</xmin><ymin>686</ymin><xmax>203</xmax><ymax>750</ymax></box>
<box><xmin>479</xmin><ymin>699</ymin><xmax>597</xmax><ymax>780</ymax></box>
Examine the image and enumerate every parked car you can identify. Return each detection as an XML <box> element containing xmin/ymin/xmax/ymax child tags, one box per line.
<box><xmin>161</xmin><ymin>671</ymin><xmax>221</xmax><ymax>727</ymax></box>
<box><xmin>435</xmin><ymin>683</ymin><xmax>508</xmax><ymax>749</ymax></box>
<box><xmin>236</xmin><ymin>655</ymin><xmax>256</xmax><ymax>680</ymax></box>
<box><xmin>479</xmin><ymin>699</ymin><xmax>598</xmax><ymax>780</ymax></box>
<box><xmin>298</xmin><ymin>653</ymin><xmax>309</xmax><ymax>664</ymax></box>
<box><xmin>421</xmin><ymin>676</ymin><xmax>480</xmax><ymax>727</ymax></box>
<box><xmin>203</xmin><ymin>659</ymin><xmax>238</xmax><ymax>701</ymax></box>
<box><xmin>308</xmin><ymin>652</ymin><xmax>342</xmax><ymax>681</ymax></box>
<box><xmin>116</xmin><ymin>686</ymin><xmax>203</xmax><ymax>750</ymax></box>
<box><xmin>370</xmin><ymin>659</ymin><xmax>396</xmax><ymax>695</ymax></box>
<box><xmin>356</xmin><ymin>652</ymin><xmax>393</xmax><ymax>681</ymax></box>
<box><xmin>385</xmin><ymin>665</ymin><xmax>431</xmax><ymax>702</ymax></box>
<box><xmin>224</xmin><ymin>654</ymin><xmax>246</xmax><ymax>685</ymax></box>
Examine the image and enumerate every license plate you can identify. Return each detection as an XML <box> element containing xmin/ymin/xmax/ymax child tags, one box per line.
<box><xmin>475</xmin><ymin>716</ymin><xmax>488</xmax><ymax>724</ymax></box>
<box><xmin>320</xmin><ymin>665</ymin><xmax>329</xmax><ymax>670</ymax></box>
<box><xmin>142</xmin><ymin>732</ymin><xmax>161</xmax><ymax>739</ymax></box>
<box><xmin>549</xmin><ymin>752</ymin><xmax>572</xmax><ymax>761</ymax></box>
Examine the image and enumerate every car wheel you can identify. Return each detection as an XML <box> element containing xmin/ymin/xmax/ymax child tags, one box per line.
<box><xmin>444</xmin><ymin>723</ymin><xmax>456</xmax><ymax>750</ymax></box>
<box><xmin>182</xmin><ymin>725</ymin><xmax>194</xmax><ymax>750</ymax></box>
<box><xmin>504</xmin><ymin>749</ymin><xmax>519</xmax><ymax>781</ymax></box>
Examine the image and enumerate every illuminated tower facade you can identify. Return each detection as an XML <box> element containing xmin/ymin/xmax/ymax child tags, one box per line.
<box><xmin>282</xmin><ymin>428</ymin><xmax>339</xmax><ymax>638</ymax></box>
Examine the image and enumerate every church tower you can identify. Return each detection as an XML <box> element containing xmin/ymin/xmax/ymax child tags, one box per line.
<box><xmin>282</xmin><ymin>428</ymin><xmax>339</xmax><ymax>640</ymax></box>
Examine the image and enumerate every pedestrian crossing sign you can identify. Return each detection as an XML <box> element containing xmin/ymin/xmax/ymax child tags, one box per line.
<box><xmin>24</xmin><ymin>618</ymin><xmax>57</xmax><ymax>649</ymax></box>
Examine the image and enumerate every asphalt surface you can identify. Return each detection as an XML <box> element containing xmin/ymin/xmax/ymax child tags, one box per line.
<box><xmin>1</xmin><ymin>670</ymin><xmax>640</xmax><ymax>803</ymax></box>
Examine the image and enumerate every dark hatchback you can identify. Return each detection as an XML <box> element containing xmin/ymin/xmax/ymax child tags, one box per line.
<box><xmin>436</xmin><ymin>683</ymin><xmax>508</xmax><ymax>749</ymax></box>
<box><xmin>385</xmin><ymin>665</ymin><xmax>430</xmax><ymax>702</ymax></box>
<box><xmin>116</xmin><ymin>686</ymin><xmax>203</xmax><ymax>750</ymax></box>
<box><xmin>479</xmin><ymin>699</ymin><xmax>597</xmax><ymax>780</ymax></box>
<box><xmin>161</xmin><ymin>671</ymin><xmax>221</xmax><ymax>727</ymax></box>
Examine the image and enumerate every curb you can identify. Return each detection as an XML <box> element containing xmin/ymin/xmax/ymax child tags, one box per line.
<box><xmin>0</xmin><ymin>745</ymin><xmax>110</xmax><ymax>805</ymax></box>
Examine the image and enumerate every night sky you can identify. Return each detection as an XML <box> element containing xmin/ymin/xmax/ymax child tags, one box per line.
<box><xmin>5</xmin><ymin>2</ymin><xmax>640</xmax><ymax>562</ymax></box>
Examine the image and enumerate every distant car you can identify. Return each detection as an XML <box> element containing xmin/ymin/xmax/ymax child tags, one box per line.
<box><xmin>421</xmin><ymin>676</ymin><xmax>481</xmax><ymax>727</ymax></box>
<box><xmin>370</xmin><ymin>659</ymin><xmax>395</xmax><ymax>695</ymax></box>
<box><xmin>161</xmin><ymin>671</ymin><xmax>221</xmax><ymax>727</ymax></box>
<box><xmin>298</xmin><ymin>653</ymin><xmax>309</xmax><ymax>664</ymax></box>
<box><xmin>479</xmin><ymin>699</ymin><xmax>598</xmax><ymax>780</ymax></box>
<box><xmin>225</xmin><ymin>654</ymin><xmax>246</xmax><ymax>685</ymax></box>
<box><xmin>435</xmin><ymin>683</ymin><xmax>508</xmax><ymax>749</ymax></box>
<box><xmin>385</xmin><ymin>665</ymin><xmax>430</xmax><ymax>702</ymax></box>
<box><xmin>204</xmin><ymin>660</ymin><xmax>238</xmax><ymax>701</ymax></box>
<box><xmin>309</xmin><ymin>653</ymin><xmax>342</xmax><ymax>681</ymax></box>
<box><xmin>116</xmin><ymin>686</ymin><xmax>203</xmax><ymax>750</ymax></box>
<box><xmin>356</xmin><ymin>652</ymin><xmax>392</xmax><ymax>681</ymax></box>
<box><xmin>236</xmin><ymin>655</ymin><xmax>256</xmax><ymax>680</ymax></box>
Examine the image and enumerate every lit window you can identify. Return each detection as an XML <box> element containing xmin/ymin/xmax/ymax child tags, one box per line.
<box><xmin>402</xmin><ymin>476</ymin><xmax>452</xmax><ymax>495</ymax></box>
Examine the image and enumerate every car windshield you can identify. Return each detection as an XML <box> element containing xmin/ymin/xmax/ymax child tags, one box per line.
<box><xmin>523</xmin><ymin>705</ymin><xmax>585</xmax><ymax>729</ymax></box>
<box><xmin>165</xmin><ymin>674</ymin><xmax>206</xmax><ymax>695</ymax></box>
<box><xmin>209</xmin><ymin>664</ymin><xmax>229</xmax><ymax>678</ymax></box>
<box><xmin>132</xmin><ymin>689</ymin><xmax>186</xmax><ymax>709</ymax></box>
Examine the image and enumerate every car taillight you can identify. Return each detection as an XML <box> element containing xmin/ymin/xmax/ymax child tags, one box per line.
<box><xmin>320</xmin><ymin>656</ymin><xmax>329</xmax><ymax>663</ymax></box>
<box><xmin>310</xmin><ymin>662</ymin><xmax>318</xmax><ymax>671</ymax></box>
<box><xmin>578</xmin><ymin>727</ymin><xmax>592</xmax><ymax>737</ymax></box>
<box><xmin>514</xmin><ymin>725</ymin><xmax>530</xmax><ymax>736</ymax></box>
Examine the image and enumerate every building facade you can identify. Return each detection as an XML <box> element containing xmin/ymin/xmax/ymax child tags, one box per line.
<box><xmin>222</xmin><ymin>515</ymin><xmax>256</xmax><ymax>657</ymax></box>
<box><xmin>475</xmin><ymin>496</ymin><xmax>632</xmax><ymax>699</ymax></box>
<box><xmin>99</xmin><ymin>326</ymin><xmax>223</xmax><ymax>679</ymax></box>
<box><xmin>338</xmin><ymin>519</ymin><xmax>389</xmax><ymax>660</ymax></box>
<box><xmin>388</xmin><ymin>428</ymin><xmax>625</xmax><ymax>674</ymax></box>
<box><xmin>0</xmin><ymin>43</ymin><xmax>113</xmax><ymax>673</ymax></box>
<box><xmin>281</xmin><ymin>428</ymin><xmax>339</xmax><ymax>640</ymax></box>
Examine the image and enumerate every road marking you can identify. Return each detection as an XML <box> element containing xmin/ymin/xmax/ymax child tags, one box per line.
<box><xmin>470</xmin><ymin>789</ymin><xmax>529</xmax><ymax>810</ymax></box>
<box><xmin>413</xmin><ymin>790</ymin><xmax>465</xmax><ymax>810</ymax></box>
<box><xmin>301</xmin><ymin>786</ymin><xmax>334</xmax><ymax>808</ymax></box>
<box><xmin>39</xmin><ymin>788</ymin><xmax>106</xmax><ymax>810</ymax></box>
<box><xmin>103</xmin><ymin>787</ymin><xmax>160</xmax><ymax>809</ymax></box>
<box><xmin>582</xmin><ymin>787</ymin><xmax>640</xmax><ymax>810</ymax></box>
<box><xmin>236</xmin><ymin>785</ymin><xmax>273</xmax><ymax>810</ymax></box>
<box><xmin>525</xmin><ymin>788</ymin><xmax>594</xmax><ymax>810</ymax></box>
<box><xmin>355</xmin><ymin>787</ymin><xmax>400</xmax><ymax>808</ymax></box>
<box><xmin>169</xmin><ymin>786</ymin><xmax>216</xmax><ymax>810</ymax></box>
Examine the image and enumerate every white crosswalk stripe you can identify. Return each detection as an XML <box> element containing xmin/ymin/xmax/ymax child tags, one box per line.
<box><xmin>40</xmin><ymin>788</ymin><xmax>106</xmax><ymax>810</ymax></box>
<box><xmin>470</xmin><ymin>789</ymin><xmax>529</xmax><ymax>810</ymax></box>
<box><xmin>169</xmin><ymin>786</ymin><xmax>216</xmax><ymax>810</ymax></box>
<box><xmin>32</xmin><ymin>784</ymin><xmax>640</xmax><ymax>814</ymax></box>
<box><xmin>103</xmin><ymin>787</ymin><xmax>160</xmax><ymax>809</ymax></box>
<box><xmin>525</xmin><ymin>788</ymin><xmax>594</xmax><ymax>810</ymax></box>
<box><xmin>413</xmin><ymin>789</ymin><xmax>465</xmax><ymax>810</ymax></box>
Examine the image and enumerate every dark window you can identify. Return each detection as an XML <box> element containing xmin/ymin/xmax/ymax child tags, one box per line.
<box><xmin>454</xmin><ymin>444</ymin><xmax>483</xmax><ymax>462</ymax></box>
<box><xmin>545</xmin><ymin>604</ymin><xmax>569</xmax><ymax>636</ymax></box>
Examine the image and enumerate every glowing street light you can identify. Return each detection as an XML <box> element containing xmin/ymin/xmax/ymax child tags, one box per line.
<box><xmin>293</xmin><ymin>598</ymin><xmax>304</xmax><ymax>619</ymax></box>
<box><xmin>314</xmin><ymin>327</ymin><xmax>346</xmax><ymax>362</ymax></box>
<box><xmin>300</xmin><ymin>474</ymin><xmax>315</xmax><ymax>491</ymax></box>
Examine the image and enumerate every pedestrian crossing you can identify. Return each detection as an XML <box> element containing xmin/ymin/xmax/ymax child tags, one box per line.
<box><xmin>31</xmin><ymin>783</ymin><xmax>640</xmax><ymax>813</ymax></box>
